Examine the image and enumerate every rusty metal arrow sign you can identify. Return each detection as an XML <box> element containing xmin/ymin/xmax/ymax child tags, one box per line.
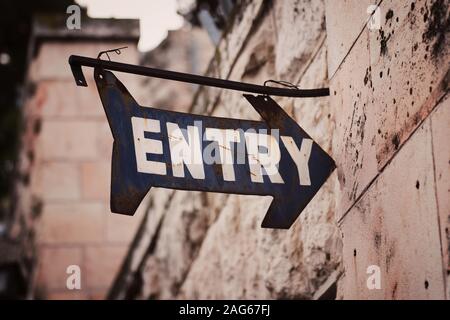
<box><xmin>69</xmin><ymin>55</ymin><xmax>335</xmax><ymax>229</ymax></box>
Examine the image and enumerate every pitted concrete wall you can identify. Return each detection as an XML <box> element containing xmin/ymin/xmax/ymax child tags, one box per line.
<box><xmin>326</xmin><ymin>0</ymin><xmax>449</xmax><ymax>299</ymax></box>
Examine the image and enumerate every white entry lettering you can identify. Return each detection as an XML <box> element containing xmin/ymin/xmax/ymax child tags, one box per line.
<box><xmin>205</xmin><ymin>128</ymin><xmax>240</xmax><ymax>181</ymax></box>
<box><xmin>244</xmin><ymin>132</ymin><xmax>284</xmax><ymax>184</ymax></box>
<box><xmin>166</xmin><ymin>122</ymin><xmax>205</xmax><ymax>180</ymax></box>
<box><xmin>131</xmin><ymin>117</ymin><xmax>166</xmax><ymax>175</ymax></box>
<box><xmin>131</xmin><ymin>117</ymin><xmax>313</xmax><ymax>186</ymax></box>
<box><xmin>281</xmin><ymin>136</ymin><xmax>312</xmax><ymax>186</ymax></box>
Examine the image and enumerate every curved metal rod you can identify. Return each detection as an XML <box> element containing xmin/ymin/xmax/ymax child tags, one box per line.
<box><xmin>69</xmin><ymin>55</ymin><xmax>329</xmax><ymax>98</ymax></box>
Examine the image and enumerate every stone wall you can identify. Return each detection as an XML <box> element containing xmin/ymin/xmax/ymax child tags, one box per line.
<box><xmin>22</xmin><ymin>41</ymin><xmax>144</xmax><ymax>299</ymax></box>
<box><xmin>112</xmin><ymin>0</ymin><xmax>343</xmax><ymax>300</ymax></box>
<box><xmin>326</xmin><ymin>0</ymin><xmax>449</xmax><ymax>299</ymax></box>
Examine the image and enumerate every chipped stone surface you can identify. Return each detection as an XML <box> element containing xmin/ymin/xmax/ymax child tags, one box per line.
<box><xmin>329</xmin><ymin>0</ymin><xmax>450</xmax><ymax>299</ymax></box>
<box><xmin>274</xmin><ymin>0</ymin><xmax>326</xmax><ymax>80</ymax></box>
<box><xmin>216</xmin><ymin>0</ymin><xmax>265</xmax><ymax>79</ymax></box>
<box><xmin>368</xmin><ymin>0</ymin><xmax>449</xmax><ymax>168</ymax></box>
<box><xmin>140</xmin><ymin>190</ymin><xmax>213</xmax><ymax>299</ymax></box>
<box><xmin>179</xmin><ymin>174</ymin><xmax>340</xmax><ymax>299</ymax></box>
<box><xmin>330</xmin><ymin>29</ymin><xmax>378</xmax><ymax>220</ymax></box>
<box><xmin>325</xmin><ymin>0</ymin><xmax>381</xmax><ymax>78</ymax></box>
<box><xmin>340</xmin><ymin>117</ymin><xmax>445</xmax><ymax>299</ymax></box>
<box><xmin>330</xmin><ymin>0</ymin><xmax>450</xmax><ymax>218</ymax></box>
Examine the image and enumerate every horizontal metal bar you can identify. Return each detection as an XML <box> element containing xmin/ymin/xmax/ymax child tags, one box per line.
<box><xmin>68</xmin><ymin>55</ymin><xmax>330</xmax><ymax>98</ymax></box>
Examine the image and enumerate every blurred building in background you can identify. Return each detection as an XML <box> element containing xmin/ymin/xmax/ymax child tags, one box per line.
<box><xmin>1</xmin><ymin>1</ymin><xmax>213</xmax><ymax>299</ymax></box>
<box><xmin>21</xmin><ymin>14</ymin><xmax>143</xmax><ymax>299</ymax></box>
<box><xmin>0</xmin><ymin>0</ymin><xmax>74</xmax><ymax>299</ymax></box>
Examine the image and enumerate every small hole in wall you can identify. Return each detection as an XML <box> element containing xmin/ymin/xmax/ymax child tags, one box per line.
<box><xmin>416</xmin><ymin>180</ymin><xmax>420</xmax><ymax>189</ymax></box>
<box><xmin>353</xmin><ymin>249</ymin><xmax>357</xmax><ymax>257</ymax></box>
<box><xmin>424</xmin><ymin>280</ymin><xmax>429</xmax><ymax>289</ymax></box>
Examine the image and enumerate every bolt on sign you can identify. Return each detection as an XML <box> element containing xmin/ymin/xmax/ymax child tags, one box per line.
<box><xmin>69</xmin><ymin>54</ymin><xmax>335</xmax><ymax>229</ymax></box>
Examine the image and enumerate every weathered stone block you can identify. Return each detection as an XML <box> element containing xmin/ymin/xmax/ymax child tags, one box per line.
<box><xmin>139</xmin><ymin>190</ymin><xmax>211</xmax><ymax>299</ymax></box>
<box><xmin>38</xmin><ymin>202</ymin><xmax>104</xmax><ymax>244</ymax></box>
<box><xmin>33</xmin><ymin>162</ymin><xmax>81</xmax><ymax>200</ymax></box>
<box><xmin>325</xmin><ymin>0</ymin><xmax>381</xmax><ymax>78</ymax></box>
<box><xmin>368</xmin><ymin>0</ymin><xmax>449</xmax><ymax>168</ymax></box>
<box><xmin>217</xmin><ymin>0</ymin><xmax>265</xmax><ymax>79</ymax></box>
<box><xmin>42</xmin><ymin>81</ymin><xmax>78</xmax><ymax>117</ymax></box>
<box><xmin>40</xmin><ymin>120</ymin><xmax>99</xmax><ymax>160</ymax></box>
<box><xmin>330</xmin><ymin>29</ymin><xmax>379</xmax><ymax>220</ymax></box>
<box><xmin>330</xmin><ymin>0</ymin><xmax>449</xmax><ymax>219</ymax></box>
<box><xmin>274</xmin><ymin>0</ymin><xmax>326</xmax><ymax>80</ymax></box>
<box><xmin>340</xmin><ymin>118</ymin><xmax>445</xmax><ymax>299</ymax></box>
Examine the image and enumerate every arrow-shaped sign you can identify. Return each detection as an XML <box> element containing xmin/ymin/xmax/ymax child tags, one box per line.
<box><xmin>93</xmin><ymin>67</ymin><xmax>335</xmax><ymax>229</ymax></box>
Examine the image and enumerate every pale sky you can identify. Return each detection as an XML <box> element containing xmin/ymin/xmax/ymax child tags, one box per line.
<box><xmin>76</xmin><ymin>0</ymin><xmax>185</xmax><ymax>51</ymax></box>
